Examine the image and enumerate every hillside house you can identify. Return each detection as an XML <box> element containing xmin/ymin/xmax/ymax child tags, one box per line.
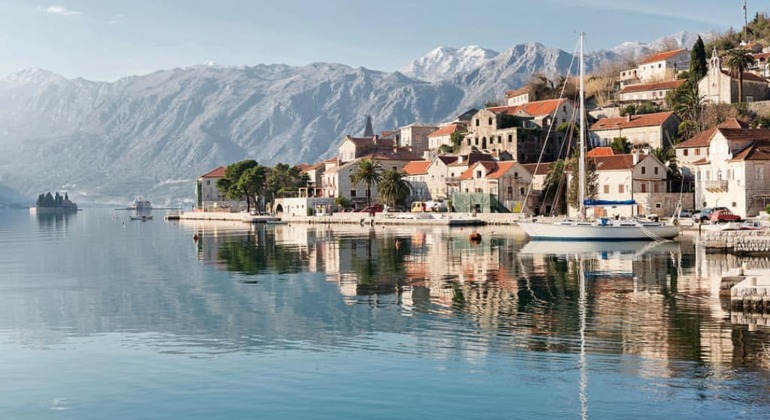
<box><xmin>698</xmin><ymin>48</ymin><xmax>770</xmax><ymax>104</ymax></box>
<box><xmin>589</xmin><ymin>111</ymin><xmax>680</xmax><ymax>149</ymax></box>
<box><xmin>196</xmin><ymin>166</ymin><xmax>244</xmax><ymax>212</ymax></box>
<box><xmin>618</xmin><ymin>48</ymin><xmax>690</xmax><ymax>88</ymax></box>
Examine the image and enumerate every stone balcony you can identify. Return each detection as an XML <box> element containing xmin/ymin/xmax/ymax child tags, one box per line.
<box><xmin>705</xmin><ymin>180</ymin><xmax>728</xmax><ymax>192</ymax></box>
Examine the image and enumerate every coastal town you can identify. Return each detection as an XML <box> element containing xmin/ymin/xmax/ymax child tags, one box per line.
<box><xmin>193</xmin><ymin>26</ymin><xmax>770</xmax><ymax>225</ymax></box>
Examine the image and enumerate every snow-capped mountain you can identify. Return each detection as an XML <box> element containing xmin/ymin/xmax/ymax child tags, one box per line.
<box><xmin>401</xmin><ymin>45</ymin><xmax>498</xmax><ymax>83</ymax></box>
<box><xmin>610</xmin><ymin>31</ymin><xmax>713</xmax><ymax>62</ymax></box>
<box><xmin>0</xmin><ymin>32</ymin><xmax>703</xmax><ymax>204</ymax></box>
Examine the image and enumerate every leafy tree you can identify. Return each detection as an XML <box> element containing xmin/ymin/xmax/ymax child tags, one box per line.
<box><xmin>238</xmin><ymin>165</ymin><xmax>267</xmax><ymax>212</ymax></box>
<box><xmin>265</xmin><ymin>163</ymin><xmax>306</xmax><ymax>203</ymax></box>
<box><xmin>377</xmin><ymin>168</ymin><xmax>412</xmax><ymax>209</ymax></box>
<box><xmin>724</xmin><ymin>48</ymin><xmax>757</xmax><ymax>103</ymax></box>
<box><xmin>449</xmin><ymin>130</ymin><xmax>465</xmax><ymax>152</ymax></box>
<box><xmin>541</xmin><ymin>159</ymin><xmax>567</xmax><ymax>215</ymax></box>
<box><xmin>669</xmin><ymin>81</ymin><xmax>704</xmax><ymax>139</ymax></box>
<box><xmin>689</xmin><ymin>36</ymin><xmax>707</xmax><ymax>83</ymax></box>
<box><xmin>335</xmin><ymin>196</ymin><xmax>351</xmax><ymax>210</ymax></box>
<box><xmin>217</xmin><ymin>160</ymin><xmax>259</xmax><ymax>205</ymax></box>
<box><xmin>437</xmin><ymin>144</ymin><xmax>454</xmax><ymax>154</ymax></box>
<box><xmin>610</xmin><ymin>137</ymin><xmax>632</xmax><ymax>154</ymax></box>
<box><xmin>349</xmin><ymin>159</ymin><xmax>382</xmax><ymax>204</ymax></box>
<box><xmin>651</xmin><ymin>147</ymin><xmax>680</xmax><ymax>177</ymax></box>
<box><xmin>567</xmin><ymin>156</ymin><xmax>598</xmax><ymax>211</ymax></box>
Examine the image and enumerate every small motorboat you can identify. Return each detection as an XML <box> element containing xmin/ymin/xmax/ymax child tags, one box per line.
<box><xmin>130</xmin><ymin>215</ymin><xmax>154</xmax><ymax>221</ymax></box>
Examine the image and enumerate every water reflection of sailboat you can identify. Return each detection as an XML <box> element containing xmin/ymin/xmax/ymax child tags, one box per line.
<box><xmin>519</xmin><ymin>240</ymin><xmax>680</xmax><ymax>259</ymax></box>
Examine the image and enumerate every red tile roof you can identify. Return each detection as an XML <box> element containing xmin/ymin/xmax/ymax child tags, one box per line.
<box><xmin>520</xmin><ymin>162</ymin><xmax>554</xmax><ymax>176</ymax></box>
<box><xmin>722</xmin><ymin>70</ymin><xmax>767</xmax><ymax>82</ymax></box>
<box><xmin>403</xmin><ymin>160</ymin><xmax>431</xmax><ymax>175</ymax></box>
<box><xmin>592</xmin><ymin>155</ymin><xmax>634</xmax><ymax>171</ymax></box>
<box><xmin>675</xmin><ymin>127</ymin><xmax>718</xmax><ymax>148</ymax></box>
<box><xmin>428</xmin><ymin>123</ymin><xmax>463</xmax><ymax>138</ymax></box>
<box><xmin>586</xmin><ymin>147</ymin><xmax>615</xmax><ymax>157</ymax></box>
<box><xmin>590</xmin><ymin>111</ymin><xmax>676</xmax><ymax>131</ymax></box>
<box><xmin>505</xmin><ymin>86</ymin><xmax>532</xmax><ymax>98</ymax></box>
<box><xmin>618</xmin><ymin>79</ymin><xmax>685</xmax><ymax>94</ymax></box>
<box><xmin>730</xmin><ymin>141</ymin><xmax>770</xmax><ymax>161</ymax></box>
<box><xmin>488</xmin><ymin>98</ymin><xmax>570</xmax><ymax>118</ymax></box>
<box><xmin>295</xmin><ymin>163</ymin><xmax>311</xmax><ymax>171</ymax></box>
<box><xmin>201</xmin><ymin>166</ymin><xmax>226</xmax><ymax>178</ymax></box>
<box><xmin>486</xmin><ymin>161</ymin><xmax>517</xmax><ymax>179</ymax></box>
<box><xmin>639</xmin><ymin>48</ymin><xmax>687</xmax><ymax>65</ymax></box>
<box><xmin>359</xmin><ymin>147</ymin><xmax>422</xmax><ymax>161</ymax></box>
<box><xmin>692</xmin><ymin>158</ymin><xmax>709</xmax><ymax>165</ymax></box>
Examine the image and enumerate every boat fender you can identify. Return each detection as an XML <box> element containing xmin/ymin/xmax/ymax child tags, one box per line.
<box><xmin>193</xmin><ymin>234</ymin><xmax>199</xmax><ymax>241</ymax></box>
<box><xmin>673</xmin><ymin>218</ymin><xmax>680</xmax><ymax>227</ymax></box>
<box><xmin>600</xmin><ymin>218</ymin><xmax>608</xmax><ymax>226</ymax></box>
<box><xmin>469</xmin><ymin>232</ymin><xmax>482</xmax><ymax>242</ymax></box>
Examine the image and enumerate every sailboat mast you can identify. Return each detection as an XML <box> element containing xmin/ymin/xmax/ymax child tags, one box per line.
<box><xmin>578</xmin><ymin>32</ymin><xmax>586</xmax><ymax>219</ymax></box>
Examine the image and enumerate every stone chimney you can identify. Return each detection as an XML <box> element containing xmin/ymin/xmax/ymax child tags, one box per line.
<box><xmin>626</xmin><ymin>113</ymin><xmax>632</xmax><ymax>123</ymax></box>
<box><xmin>632</xmin><ymin>149</ymin><xmax>639</xmax><ymax>165</ymax></box>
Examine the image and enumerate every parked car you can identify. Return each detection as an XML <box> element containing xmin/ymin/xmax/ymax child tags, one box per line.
<box><xmin>693</xmin><ymin>207</ymin><xmax>728</xmax><ymax>223</ymax></box>
<box><xmin>359</xmin><ymin>204</ymin><xmax>383</xmax><ymax>214</ymax></box>
<box><xmin>678</xmin><ymin>209</ymin><xmax>694</xmax><ymax>218</ymax></box>
<box><xmin>710</xmin><ymin>209</ymin><xmax>741</xmax><ymax>223</ymax></box>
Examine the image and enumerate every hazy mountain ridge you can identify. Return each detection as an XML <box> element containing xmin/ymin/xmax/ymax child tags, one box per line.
<box><xmin>0</xmin><ymin>32</ymin><xmax>702</xmax><ymax>203</ymax></box>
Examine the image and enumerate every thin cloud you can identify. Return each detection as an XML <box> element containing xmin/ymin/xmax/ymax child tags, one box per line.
<box><xmin>42</xmin><ymin>5</ymin><xmax>83</xmax><ymax>17</ymax></box>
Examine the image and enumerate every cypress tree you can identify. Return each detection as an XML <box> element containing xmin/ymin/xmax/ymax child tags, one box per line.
<box><xmin>689</xmin><ymin>36</ymin><xmax>707</xmax><ymax>83</ymax></box>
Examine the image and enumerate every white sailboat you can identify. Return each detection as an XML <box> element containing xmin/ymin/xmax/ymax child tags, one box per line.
<box><xmin>519</xmin><ymin>33</ymin><xmax>680</xmax><ymax>241</ymax></box>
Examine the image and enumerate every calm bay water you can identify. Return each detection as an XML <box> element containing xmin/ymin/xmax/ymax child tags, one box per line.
<box><xmin>1</xmin><ymin>208</ymin><xmax>770</xmax><ymax>419</ymax></box>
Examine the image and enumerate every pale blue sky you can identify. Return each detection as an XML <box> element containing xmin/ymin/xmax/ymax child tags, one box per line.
<box><xmin>0</xmin><ymin>0</ymin><xmax>759</xmax><ymax>81</ymax></box>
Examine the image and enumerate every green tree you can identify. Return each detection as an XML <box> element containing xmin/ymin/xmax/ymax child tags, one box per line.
<box><xmin>349</xmin><ymin>159</ymin><xmax>382</xmax><ymax>205</ymax></box>
<box><xmin>238</xmin><ymin>165</ymin><xmax>267</xmax><ymax>212</ymax></box>
<box><xmin>217</xmin><ymin>160</ymin><xmax>259</xmax><ymax>206</ymax></box>
<box><xmin>449</xmin><ymin>130</ymin><xmax>465</xmax><ymax>153</ymax></box>
<box><xmin>610</xmin><ymin>136</ymin><xmax>632</xmax><ymax>154</ymax></box>
<box><xmin>437</xmin><ymin>144</ymin><xmax>454</xmax><ymax>154</ymax></box>
<box><xmin>689</xmin><ymin>36</ymin><xmax>707</xmax><ymax>83</ymax></box>
<box><xmin>567</xmin><ymin>156</ymin><xmax>598</xmax><ymax>211</ymax></box>
<box><xmin>541</xmin><ymin>159</ymin><xmax>567</xmax><ymax>215</ymax></box>
<box><xmin>724</xmin><ymin>48</ymin><xmax>757</xmax><ymax>103</ymax></box>
<box><xmin>669</xmin><ymin>81</ymin><xmax>704</xmax><ymax>139</ymax></box>
<box><xmin>377</xmin><ymin>168</ymin><xmax>412</xmax><ymax>209</ymax></box>
<box><xmin>265</xmin><ymin>163</ymin><xmax>306</xmax><ymax>203</ymax></box>
<box><xmin>335</xmin><ymin>196</ymin><xmax>352</xmax><ymax>210</ymax></box>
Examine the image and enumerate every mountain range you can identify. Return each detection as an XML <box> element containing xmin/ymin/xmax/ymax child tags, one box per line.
<box><xmin>0</xmin><ymin>32</ymin><xmax>704</xmax><ymax>205</ymax></box>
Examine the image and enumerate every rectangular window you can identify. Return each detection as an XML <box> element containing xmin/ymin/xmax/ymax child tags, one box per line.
<box><xmin>350</xmin><ymin>190</ymin><xmax>357</xmax><ymax>197</ymax></box>
<box><xmin>641</xmin><ymin>167</ymin><xmax>646</xmax><ymax>175</ymax></box>
<box><xmin>654</xmin><ymin>167</ymin><xmax>659</xmax><ymax>175</ymax></box>
<box><xmin>604</xmin><ymin>185</ymin><xmax>609</xmax><ymax>194</ymax></box>
<box><xmin>653</xmin><ymin>184</ymin><xmax>659</xmax><ymax>193</ymax></box>
<box><xmin>206</xmin><ymin>180</ymin><xmax>210</xmax><ymax>185</ymax></box>
<box><xmin>476</xmin><ymin>170</ymin><xmax>482</xmax><ymax>178</ymax></box>
<box><xmin>618</xmin><ymin>185</ymin><xmax>624</xmax><ymax>193</ymax></box>
<box><xmin>508</xmin><ymin>135</ymin><xmax>513</xmax><ymax>143</ymax></box>
<box><xmin>757</xmin><ymin>166</ymin><xmax>764</xmax><ymax>180</ymax></box>
<box><xmin>641</xmin><ymin>184</ymin><xmax>647</xmax><ymax>193</ymax></box>
<box><xmin>695</xmin><ymin>149</ymin><xmax>700</xmax><ymax>155</ymax></box>
<box><xmin>683</xmin><ymin>149</ymin><xmax>689</xmax><ymax>156</ymax></box>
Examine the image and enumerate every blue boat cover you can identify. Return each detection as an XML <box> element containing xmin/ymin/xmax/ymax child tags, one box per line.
<box><xmin>583</xmin><ymin>199</ymin><xmax>636</xmax><ymax>206</ymax></box>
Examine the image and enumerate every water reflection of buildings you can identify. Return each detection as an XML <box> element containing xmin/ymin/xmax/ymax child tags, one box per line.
<box><xmin>193</xmin><ymin>224</ymin><xmax>770</xmax><ymax>373</ymax></box>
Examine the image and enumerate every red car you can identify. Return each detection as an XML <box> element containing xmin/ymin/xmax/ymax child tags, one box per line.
<box><xmin>710</xmin><ymin>209</ymin><xmax>741</xmax><ymax>223</ymax></box>
<box><xmin>359</xmin><ymin>205</ymin><xmax>383</xmax><ymax>214</ymax></box>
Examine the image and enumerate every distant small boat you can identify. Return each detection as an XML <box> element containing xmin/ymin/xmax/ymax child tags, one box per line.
<box><xmin>130</xmin><ymin>215</ymin><xmax>154</xmax><ymax>221</ymax></box>
<box><xmin>130</xmin><ymin>198</ymin><xmax>152</xmax><ymax>211</ymax></box>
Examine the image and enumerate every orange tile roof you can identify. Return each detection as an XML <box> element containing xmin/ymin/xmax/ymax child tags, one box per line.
<box><xmin>592</xmin><ymin>155</ymin><xmax>634</xmax><ymax>171</ymax></box>
<box><xmin>295</xmin><ymin>163</ymin><xmax>311</xmax><ymax>171</ymax></box>
<box><xmin>505</xmin><ymin>86</ymin><xmax>531</xmax><ymax>98</ymax></box>
<box><xmin>639</xmin><ymin>48</ymin><xmax>686</xmax><ymax>65</ymax></box>
<box><xmin>428</xmin><ymin>123</ymin><xmax>463</xmax><ymax>138</ymax></box>
<box><xmin>201</xmin><ymin>166</ymin><xmax>226</xmax><ymax>178</ymax></box>
<box><xmin>520</xmin><ymin>162</ymin><xmax>554</xmax><ymax>176</ymax></box>
<box><xmin>403</xmin><ymin>160</ymin><xmax>431</xmax><ymax>175</ymax></box>
<box><xmin>675</xmin><ymin>127</ymin><xmax>717</xmax><ymax>148</ymax></box>
<box><xmin>359</xmin><ymin>147</ymin><xmax>422</xmax><ymax>161</ymax></box>
<box><xmin>618</xmin><ymin>79</ymin><xmax>685</xmax><ymax>94</ymax></box>
<box><xmin>730</xmin><ymin>141</ymin><xmax>770</xmax><ymax>161</ymax></box>
<box><xmin>722</xmin><ymin>70</ymin><xmax>767</xmax><ymax>82</ymax></box>
<box><xmin>586</xmin><ymin>147</ymin><xmax>615</xmax><ymax>157</ymax></box>
<box><xmin>488</xmin><ymin>98</ymin><xmax>570</xmax><ymax>118</ymax></box>
<box><xmin>590</xmin><ymin>111</ymin><xmax>676</xmax><ymax>131</ymax></box>
<box><xmin>692</xmin><ymin>158</ymin><xmax>709</xmax><ymax>165</ymax></box>
<box><xmin>486</xmin><ymin>161</ymin><xmax>517</xmax><ymax>179</ymax></box>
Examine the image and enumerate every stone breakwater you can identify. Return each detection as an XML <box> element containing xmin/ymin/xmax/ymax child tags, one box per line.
<box><xmin>700</xmin><ymin>230</ymin><xmax>770</xmax><ymax>254</ymax></box>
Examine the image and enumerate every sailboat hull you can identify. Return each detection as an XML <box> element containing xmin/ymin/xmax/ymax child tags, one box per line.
<box><xmin>518</xmin><ymin>221</ymin><xmax>680</xmax><ymax>241</ymax></box>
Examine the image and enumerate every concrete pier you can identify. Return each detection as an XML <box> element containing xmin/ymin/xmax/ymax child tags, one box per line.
<box><xmin>699</xmin><ymin>229</ymin><xmax>770</xmax><ymax>254</ymax></box>
<box><xmin>725</xmin><ymin>265</ymin><xmax>770</xmax><ymax>312</ymax></box>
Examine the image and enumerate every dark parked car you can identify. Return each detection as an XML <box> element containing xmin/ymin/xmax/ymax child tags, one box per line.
<box><xmin>693</xmin><ymin>207</ymin><xmax>728</xmax><ymax>223</ymax></box>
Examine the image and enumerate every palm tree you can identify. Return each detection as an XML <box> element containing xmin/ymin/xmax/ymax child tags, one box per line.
<box><xmin>672</xmin><ymin>82</ymin><xmax>705</xmax><ymax>138</ymax></box>
<box><xmin>378</xmin><ymin>169</ymin><xmax>412</xmax><ymax>209</ymax></box>
<box><xmin>349</xmin><ymin>159</ymin><xmax>382</xmax><ymax>205</ymax></box>
<box><xmin>724</xmin><ymin>48</ymin><xmax>757</xmax><ymax>103</ymax></box>
<box><xmin>651</xmin><ymin>146</ymin><xmax>682</xmax><ymax>181</ymax></box>
<box><xmin>610</xmin><ymin>137</ymin><xmax>632</xmax><ymax>154</ymax></box>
